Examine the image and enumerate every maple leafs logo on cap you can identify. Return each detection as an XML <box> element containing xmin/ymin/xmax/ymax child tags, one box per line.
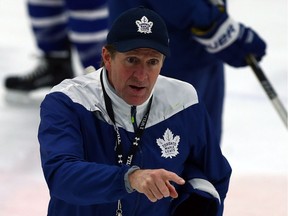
<box><xmin>135</xmin><ymin>16</ymin><xmax>153</xmax><ymax>34</ymax></box>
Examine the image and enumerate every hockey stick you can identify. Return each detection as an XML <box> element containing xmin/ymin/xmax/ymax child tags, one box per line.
<box><xmin>246</xmin><ymin>54</ymin><xmax>288</xmax><ymax>129</ymax></box>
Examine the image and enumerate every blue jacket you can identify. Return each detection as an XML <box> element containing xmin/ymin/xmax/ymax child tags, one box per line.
<box><xmin>38</xmin><ymin>67</ymin><xmax>231</xmax><ymax>215</ymax></box>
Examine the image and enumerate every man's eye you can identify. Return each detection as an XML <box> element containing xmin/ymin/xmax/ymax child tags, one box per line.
<box><xmin>127</xmin><ymin>57</ymin><xmax>138</xmax><ymax>64</ymax></box>
<box><xmin>148</xmin><ymin>59</ymin><xmax>159</xmax><ymax>65</ymax></box>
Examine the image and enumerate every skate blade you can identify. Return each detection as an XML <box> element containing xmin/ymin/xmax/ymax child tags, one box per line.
<box><xmin>4</xmin><ymin>88</ymin><xmax>51</xmax><ymax>107</ymax></box>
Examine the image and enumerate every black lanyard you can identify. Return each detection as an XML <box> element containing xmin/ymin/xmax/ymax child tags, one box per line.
<box><xmin>100</xmin><ymin>70</ymin><xmax>153</xmax><ymax>166</ymax></box>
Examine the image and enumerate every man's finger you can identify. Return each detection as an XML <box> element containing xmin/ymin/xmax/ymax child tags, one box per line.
<box><xmin>165</xmin><ymin>180</ymin><xmax>178</xmax><ymax>198</ymax></box>
<box><xmin>165</xmin><ymin>171</ymin><xmax>185</xmax><ymax>185</ymax></box>
<box><xmin>155</xmin><ymin>179</ymin><xmax>170</xmax><ymax>198</ymax></box>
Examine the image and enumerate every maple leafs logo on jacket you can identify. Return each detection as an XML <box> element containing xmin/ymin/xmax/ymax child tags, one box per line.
<box><xmin>156</xmin><ymin>128</ymin><xmax>180</xmax><ymax>158</ymax></box>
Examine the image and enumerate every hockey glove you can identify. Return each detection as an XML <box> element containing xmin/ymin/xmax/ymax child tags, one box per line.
<box><xmin>192</xmin><ymin>12</ymin><xmax>266</xmax><ymax>67</ymax></box>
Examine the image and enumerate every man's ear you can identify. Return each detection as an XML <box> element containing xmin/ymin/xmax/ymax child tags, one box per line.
<box><xmin>102</xmin><ymin>47</ymin><xmax>111</xmax><ymax>70</ymax></box>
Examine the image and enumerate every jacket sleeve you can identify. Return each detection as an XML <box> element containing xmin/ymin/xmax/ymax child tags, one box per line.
<box><xmin>38</xmin><ymin>92</ymin><xmax>130</xmax><ymax>205</ymax></box>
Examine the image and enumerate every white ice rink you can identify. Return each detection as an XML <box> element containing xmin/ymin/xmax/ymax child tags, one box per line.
<box><xmin>0</xmin><ymin>0</ymin><xmax>287</xmax><ymax>215</ymax></box>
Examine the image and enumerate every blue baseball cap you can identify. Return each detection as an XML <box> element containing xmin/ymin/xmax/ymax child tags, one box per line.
<box><xmin>107</xmin><ymin>6</ymin><xmax>170</xmax><ymax>56</ymax></box>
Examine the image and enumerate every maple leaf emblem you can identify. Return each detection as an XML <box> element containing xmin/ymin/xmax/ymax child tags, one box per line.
<box><xmin>156</xmin><ymin>128</ymin><xmax>180</xmax><ymax>158</ymax></box>
<box><xmin>135</xmin><ymin>16</ymin><xmax>153</xmax><ymax>34</ymax></box>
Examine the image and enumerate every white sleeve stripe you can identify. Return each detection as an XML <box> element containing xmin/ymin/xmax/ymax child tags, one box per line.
<box><xmin>189</xmin><ymin>178</ymin><xmax>221</xmax><ymax>204</ymax></box>
<box><xmin>68</xmin><ymin>8</ymin><xmax>109</xmax><ymax>20</ymax></box>
<box><xmin>28</xmin><ymin>0</ymin><xmax>64</xmax><ymax>6</ymax></box>
<box><xmin>30</xmin><ymin>14</ymin><xmax>67</xmax><ymax>27</ymax></box>
<box><xmin>68</xmin><ymin>30</ymin><xmax>108</xmax><ymax>43</ymax></box>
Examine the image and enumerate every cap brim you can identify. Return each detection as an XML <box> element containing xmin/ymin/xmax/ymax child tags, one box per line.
<box><xmin>114</xmin><ymin>39</ymin><xmax>170</xmax><ymax>57</ymax></box>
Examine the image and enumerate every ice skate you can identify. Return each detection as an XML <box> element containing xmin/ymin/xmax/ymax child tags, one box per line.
<box><xmin>4</xmin><ymin>54</ymin><xmax>74</xmax><ymax>105</ymax></box>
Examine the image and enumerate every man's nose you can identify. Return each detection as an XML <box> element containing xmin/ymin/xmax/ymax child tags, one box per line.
<box><xmin>132</xmin><ymin>64</ymin><xmax>148</xmax><ymax>81</ymax></box>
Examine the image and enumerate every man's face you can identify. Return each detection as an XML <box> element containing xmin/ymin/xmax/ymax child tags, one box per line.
<box><xmin>102</xmin><ymin>47</ymin><xmax>164</xmax><ymax>106</ymax></box>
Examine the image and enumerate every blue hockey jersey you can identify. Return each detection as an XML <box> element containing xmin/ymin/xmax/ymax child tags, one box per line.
<box><xmin>38</xmin><ymin>67</ymin><xmax>231</xmax><ymax>215</ymax></box>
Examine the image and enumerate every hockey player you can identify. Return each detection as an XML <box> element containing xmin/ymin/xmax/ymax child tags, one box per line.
<box><xmin>38</xmin><ymin>7</ymin><xmax>231</xmax><ymax>216</ymax></box>
<box><xmin>4</xmin><ymin>0</ymin><xmax>108</xmax><ymax>92</ymax></box>
<box><xmin>107</xmin><ymin>0</ymin><xmax>267</xmax><ymax>146</ymax></box>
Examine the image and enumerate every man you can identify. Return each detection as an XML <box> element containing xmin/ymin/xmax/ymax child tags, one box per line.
<box><xmin>107</xmin><ymin>0</ymin><xmax>267</xmax><ymax>146</ymax></box>
<box><xmin>38</xmin><ymin>7</ymin><xmax>231</xmax><ymax>216</ymax></box>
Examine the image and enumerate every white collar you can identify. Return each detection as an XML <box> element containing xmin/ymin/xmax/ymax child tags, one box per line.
<box><xmin>102</xmin><ymin>68</ymin><xmax>153</xmax><ymax>130</ymax></box>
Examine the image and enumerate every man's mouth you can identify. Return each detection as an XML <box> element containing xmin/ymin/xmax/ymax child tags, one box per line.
<box><xmin>129</xmin><ymin>85</ymin><xmax>145</xmax><ymax>91</ymax></box>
